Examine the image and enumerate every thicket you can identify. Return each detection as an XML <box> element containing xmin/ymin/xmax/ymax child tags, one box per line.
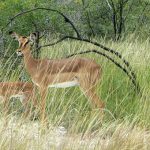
<box><xmin>1</xmin><ymin>0</ymin><xmax>150</xmax><ymax>40</ymax></box>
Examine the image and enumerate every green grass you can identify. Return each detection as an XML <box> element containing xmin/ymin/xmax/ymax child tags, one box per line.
<box><xmin>0</xmin><ymin>35</ymin><xmax>150</xmax><ymax>149</ymax></box>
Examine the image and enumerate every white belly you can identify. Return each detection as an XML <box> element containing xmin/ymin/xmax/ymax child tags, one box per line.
<box><xmin>48</xmin><ymin>80</ymin><xmax>79</xmax><ymax>88</ymax></box>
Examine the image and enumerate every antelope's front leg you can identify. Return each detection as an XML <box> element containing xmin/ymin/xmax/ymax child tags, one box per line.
<box><xmin>21</xmin><ymin>94</ymin><xmax>31</xmax><ymax>119</ymax></box>
<box><xmin>30</xmin><ymin>87</ymin><xmax>38</xmax><ymax>120</ymax></box>
<box><xmin>31</xmin><ymin>86</ymin><xmax>38</xmax><ymax>109</ymax></box>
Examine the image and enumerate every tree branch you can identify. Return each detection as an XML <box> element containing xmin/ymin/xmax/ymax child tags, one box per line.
<box><xmin>37</xmin><ymin>35</ymin><xmax>140</xmax><ymax>94</ymax></box>
<box><xmin>2</xmin><ymin>7</ymin><xmax>81</xmax><ymax>39</ymax></box>
<box><xmin>66</xmin><ymin>49</ymin><xmax>141</xmax><ymax>94</ymax></box>
<box><xmin>32</xmin><ymin>21</ymin><xmax>40</xmax><ymax>58</ymax></box>
<box><xmin>105</xmin><ymin>0</ymin><xmax>118</xmax><ymax>40</ymax></box>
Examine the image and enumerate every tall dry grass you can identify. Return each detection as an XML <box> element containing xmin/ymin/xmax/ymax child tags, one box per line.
<box><xmin>0</xmin><ymin>35</ymin><xmax>150</xmax><ymax>149</ymax></box>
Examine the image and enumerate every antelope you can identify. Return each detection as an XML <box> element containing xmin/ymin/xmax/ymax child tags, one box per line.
<box><xmin>9</xmin><ymin>31</ymin><xmax>104</xmax><ymax>124</ymax></box>
<box><xmin>0</xmin><ymin>81</ymin><xmax>37</xmax><ymax>118</ymax></box>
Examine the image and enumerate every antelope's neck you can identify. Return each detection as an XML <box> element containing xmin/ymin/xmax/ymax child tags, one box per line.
<box><xmin>23</xmin><ymin>49</ymin><xmax>37</xmax><ymax>76</ymax></box>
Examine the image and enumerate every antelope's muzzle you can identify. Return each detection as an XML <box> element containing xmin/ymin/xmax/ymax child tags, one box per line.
<box><xmin>16</xmin><ymin>50</ymin><xmax>23</xmax><ymax>56</ymax></box>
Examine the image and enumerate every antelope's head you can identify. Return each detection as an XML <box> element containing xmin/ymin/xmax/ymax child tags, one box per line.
<box><xmin>9</xmin><ymin>31</ymin><xmax>36</xmax><ymax>56</ymax></box>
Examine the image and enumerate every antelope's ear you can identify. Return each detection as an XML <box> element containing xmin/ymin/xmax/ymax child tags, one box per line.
<box><xmin>29</xmin><ymin>32</ymin><xmax>36</xmax><ymax>42</ymax></box>
<box><xmin>9</xmin><ymin>31</ymin><xmax>19</xmax><ymax>40</ymax></box>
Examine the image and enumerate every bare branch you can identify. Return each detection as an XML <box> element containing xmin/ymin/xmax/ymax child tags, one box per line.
<box><xmin>66</xmin><ymin>49</ymin><xmax>141</xmax><ymax>94</ymax></box>
<box><xmin>37</xmin><ymin>35</ymin><xmax>140</xmax><ymax>94</ymax></box>
<box><xmin>2</xmin><ymin>7</ymin><xmax>81</xmax><ymax>38</ymax></box>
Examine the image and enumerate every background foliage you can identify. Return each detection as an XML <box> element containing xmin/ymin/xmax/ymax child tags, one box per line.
<box><xmin>1</xmin><ymin>0</ymin><xmax>150</xmax><ymax>39</ymax></box>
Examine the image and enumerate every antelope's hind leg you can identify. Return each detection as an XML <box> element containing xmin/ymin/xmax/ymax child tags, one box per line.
<box><xmin>80</xmin><ymin>84</ymin><xmax>104</xmax><ymax>109</ymax></box>
<box><xmin>78</xmin><ymin>71</ymin><xmax>105</xmax><ymax>110</ymax></box>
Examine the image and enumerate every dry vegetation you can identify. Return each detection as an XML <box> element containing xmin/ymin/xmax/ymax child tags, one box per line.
<box><xmin>0</xmin><ymin>118</ymin><xmax>150</xmax><ymax>150</ymax></box>
<box><xmin>0</xmin><ymin>35</ymin><xmax>150</xmax><ymax>149</ymax></box>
